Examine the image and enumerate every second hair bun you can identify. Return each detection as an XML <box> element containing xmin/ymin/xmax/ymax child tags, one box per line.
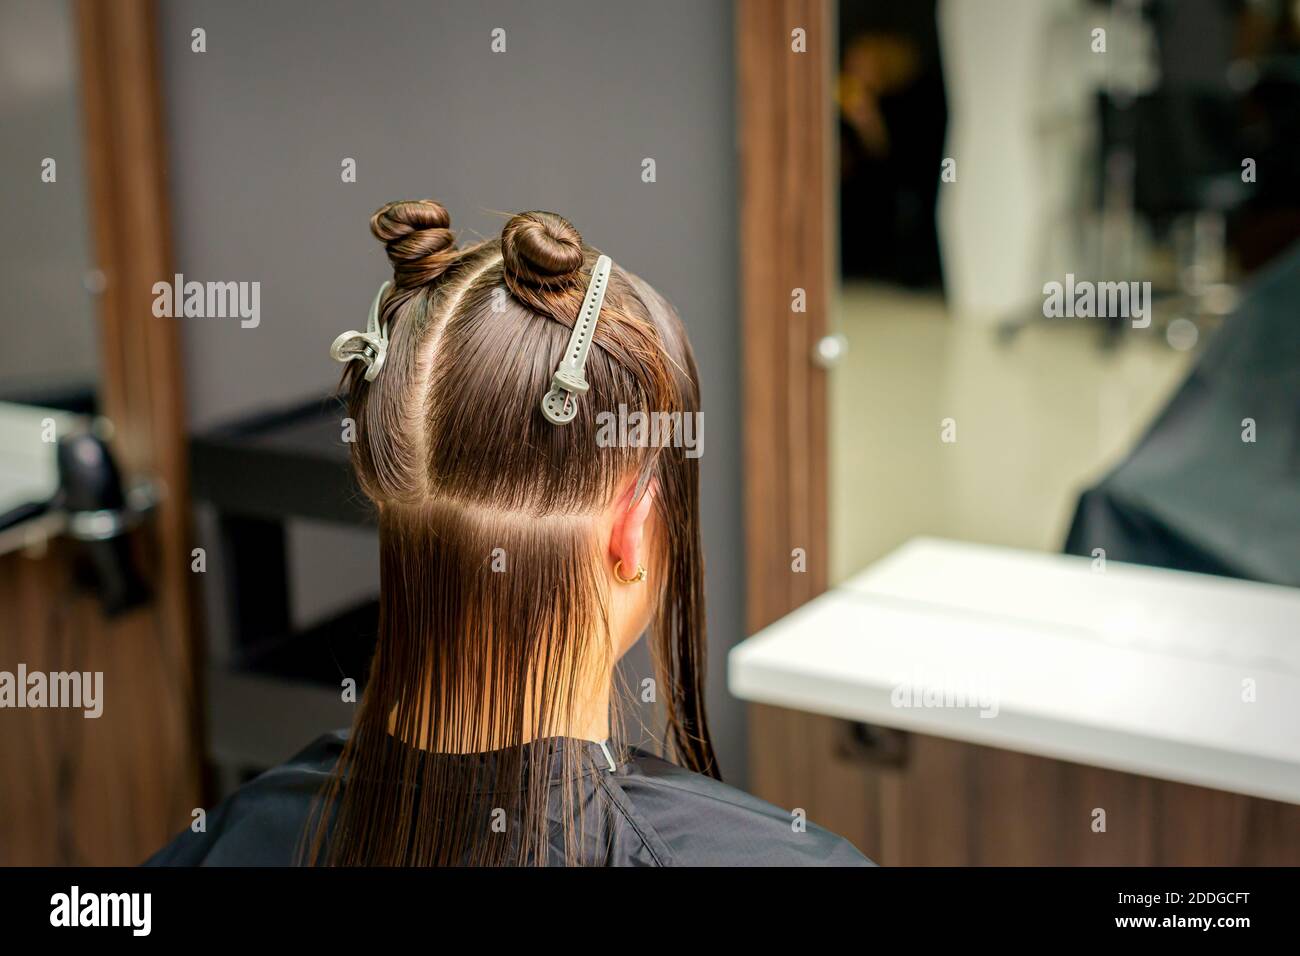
<box><xmin>501</xmin><ymin>211</ymin><xmax>586</xmax><ymax>289</ymax></box>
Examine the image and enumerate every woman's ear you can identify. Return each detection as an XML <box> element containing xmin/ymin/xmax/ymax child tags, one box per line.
<box><xmin>608</xmin><ymin>476</ymin><xmax>656</xmax><ymax>574</ymax></box>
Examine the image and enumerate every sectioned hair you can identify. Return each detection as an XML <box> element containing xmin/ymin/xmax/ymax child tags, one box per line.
<box><xmin>303</xmin><ymin>200</ymin><xmax>716</xmax><ymax>866</ymax></box>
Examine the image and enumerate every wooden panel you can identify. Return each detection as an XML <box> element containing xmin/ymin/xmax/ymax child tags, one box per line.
<box><xmin>737</xmin><ymin>0</ymin><xmax>834</xmax><ymax>633</ymax></box>
<box><xmin>0</xmin><ymin>545</ymin><xmax>198</xmax><ymax>864</ymax></box>
<box><xmin>750</xmin><ymin>704</ymin><xmax>1300</xmax><ymax>865</ymax></box>
<box><xmin>0</xmin><ymin>0</ymin><xmax>200</xmax><ymax>865</ymax></box>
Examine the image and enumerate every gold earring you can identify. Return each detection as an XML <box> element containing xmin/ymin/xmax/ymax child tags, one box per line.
<box><xmin>613</xmin><ymin>559</ymin><xmax>646</xmax><ymax>584</ymax></box>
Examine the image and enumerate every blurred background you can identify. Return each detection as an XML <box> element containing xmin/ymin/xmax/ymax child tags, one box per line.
<box><xmin>831</xmin><ymin>0</ymin><xmax>1300</xmax><ymax>582</ymax></box>
<box><xmin>750</xmin><ymin>0</ymin><xmax>1300</xmax><ymax>865</ymax></box>
<box><xmin>1</xmin><ymin>0</ymin><xmax>1298</xmax><ymax>866</ymax></box>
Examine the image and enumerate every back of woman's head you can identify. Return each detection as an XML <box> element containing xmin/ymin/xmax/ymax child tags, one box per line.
<box><xmin>307</xmin><ymin>199</ymin><xmax>716</xmax><ymax>866</ymax></box>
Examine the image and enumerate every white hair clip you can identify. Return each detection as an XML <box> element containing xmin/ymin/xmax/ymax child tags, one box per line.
<box><xmin>331</xmin><ymin>280</ymin><xmax>393</xmax><ymax>382</ymax></box>
<box><xmin>541</xmin><ymin>255</ymin><xmax>611</xmax><ymax>424</ymax></box>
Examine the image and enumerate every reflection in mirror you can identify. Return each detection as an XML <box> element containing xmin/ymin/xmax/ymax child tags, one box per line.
<box><xmin>0</xmin><ymin>0</ymin><xmax>99</xmax><ymax>414</ymax></box>
<box><xmin>830</xmin><ymin>0</ymin><xmax>1300</xmax><ymax>584</ymax></box>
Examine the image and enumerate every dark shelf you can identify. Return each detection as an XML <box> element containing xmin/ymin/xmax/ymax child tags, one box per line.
<box><xmin>236</xmin><ymin>598</ymin><xmax>378</xmax><ymax>688</ymax></box>
<box><xmin>188</xmin><ymin>396</ymin><xmax>381</xmax><ymax>781</ymax></box>
<box><xmin>190</xmin><ymin>395</ymin><xmax>373</xmax><ymax>526</ymax></box>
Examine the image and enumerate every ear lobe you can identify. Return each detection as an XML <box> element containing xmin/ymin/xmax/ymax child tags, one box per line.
<box><xmin>609</xmin><ymin>478</ymin><xmax>656</xmax><ymax>572</ymax></box>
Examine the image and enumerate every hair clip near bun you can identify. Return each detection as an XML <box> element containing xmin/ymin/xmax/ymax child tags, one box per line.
<box><xmin>541</xmin><ymin>255</ymin><xmax>611</xmax><ymax>424</ymax></box>
<box><xmin>331</xmin><ymin>280</ymin><xmax>392</xmax><ymax>382</ymax></box>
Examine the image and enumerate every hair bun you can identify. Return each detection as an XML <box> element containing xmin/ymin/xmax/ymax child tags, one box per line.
<box><xmin>370</xmin><ymin>199</ymin><xmax>457</xmax><ymax>287</ymax></box>
<box><xmin>501</xmin><ymin>211</ymin><xmax>586</xmax><ymax>292</ymax></box>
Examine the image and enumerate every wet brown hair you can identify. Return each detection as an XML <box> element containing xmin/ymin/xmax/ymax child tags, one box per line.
<box><xmin>304</xmin><ymin>200</ymin><xmax>716</xmax><ymax>865</ymax></box>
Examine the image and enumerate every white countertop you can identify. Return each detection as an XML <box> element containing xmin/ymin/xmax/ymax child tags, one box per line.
<box><xmin>0</xmin><ymin>401</ymin><xmax>72</xmax><ymax>516</ymax></box>
<box><xmin>728</xmin><ymin>537</ymin><xmax>1300</xmax><ymax>805</ymax></box>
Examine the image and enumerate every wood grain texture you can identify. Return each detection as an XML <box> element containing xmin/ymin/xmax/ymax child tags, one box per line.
<box><xmin>0</xmin><ymin>546</ymin><xmax>198</xmax><ymax>864</ymax></box>
<box><xmin>750</xmin><ymin>704</ymin><xmax>1300</xmax><ymax>865</ymax></box>
<box><xmin>737</xmin><ymin>0</ymin><xmax>834</xmax><ymax>633</ymax></box>
<box><xmin>0</xmin><ymin>0</ymin><xmax>200</xmax><ymax>865</ymax></box>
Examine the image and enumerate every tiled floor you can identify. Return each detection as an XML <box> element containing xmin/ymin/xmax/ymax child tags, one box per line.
<box><xmin>829</xmin><ymin>282</ymin><xmax>1196</xmax><ymax>584</ymax></box>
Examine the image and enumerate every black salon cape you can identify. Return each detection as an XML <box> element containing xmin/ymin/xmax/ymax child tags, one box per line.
<box><xmin>1064</xmin><ymin>242</ymin><xmax>1300</xmax><ymax>585</ymax></box>
<box><xmin>146</xmin><ymin>730</ymin><xmax>871</xmax><ymax>867</ymax></box>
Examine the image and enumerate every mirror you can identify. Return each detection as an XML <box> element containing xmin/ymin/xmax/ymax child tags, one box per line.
<box><xmin>830</xmin><ymin>0</ymin><xmax>1300</xmax><ymax>583</ymax></box>
<box><xmin>0</xmin><ymin>0</ymin><xmax>100</xmax><ymax>537</ymax></box>
<box><xmin>0</xmin><ymin>0</ymin><xmax>99</xmax><ymax>414</ymax></box>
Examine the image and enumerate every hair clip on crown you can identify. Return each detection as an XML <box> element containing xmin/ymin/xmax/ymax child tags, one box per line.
<box><xmin>331</xmin><ymin>280</ymin><xmax>393</xmax><ymax>382</ymax></box>
<box><xmin>541</xmin><ymin>255</ymin><xmax>611</xmax><ymax>425</ymax></box>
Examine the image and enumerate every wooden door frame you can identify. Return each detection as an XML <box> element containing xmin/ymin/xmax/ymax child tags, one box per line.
<box><xmin>76</xmin><ymin>1</ymin><xmax>191</xmax><ymax>619</ymax></box>
<box><xmin>74</xmin><ymin>0</ymin><xmax>200</xmax><ymax>858</ymax></box>
<box><xmin>736</xmin><ymin>0</ymin><xmax>835</xmax><ymax>633</ymax></box>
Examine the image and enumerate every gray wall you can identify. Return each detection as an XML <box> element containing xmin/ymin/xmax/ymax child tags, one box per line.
<box><xmin>160</xmin><ymin>0</ymin><xmax>746</xmax><ymax>781</ymax></box>
<box><xmin>0</xmin><ymin>0</ymin><xmax>98</xmax><ymax>400</ymax></box>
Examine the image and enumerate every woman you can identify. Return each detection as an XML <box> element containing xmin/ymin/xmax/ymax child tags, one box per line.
<box><xmin>149</xmin><ymin>200</ymin><xmax>868</xmax><ymax>866</ymax></box>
